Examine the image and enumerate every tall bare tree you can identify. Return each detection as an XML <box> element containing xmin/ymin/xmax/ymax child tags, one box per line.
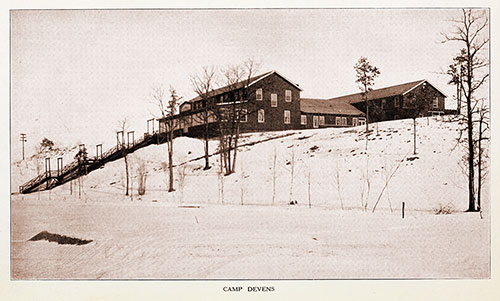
<box><xmin>191</xmin><ymin>66</ymin><xmax>217</xmax><ymax>170</ymax></box>
<box><xmin>475</xmin><ymin>99</ymin><xmax>489</xmax><ymax>215</ymax></box>
<box><xmin>407</xmin><ymin>89</ymin><xmax>433</xmax><ymax>155</ymax></box>
<box><xmin>215</xmin><ymin>59</ymin><xmax>259</xmax><ymax>175</ymax></box>
<box><xmin>354</xmin><ymin>57</ymin><xmax>380</xmax><ymax>133</ymax></box>
<box><xmin>152</xmin><ymin>84</ymin><xmax>182</xmax><ymax>192</ymax></box>
<box><xmin>117</xmin><ymin>118</ymin><xmax>130</xmax><ymax>196</ymax></box>
<box><xmin>443</xmin><ymin>9</ymin><xmax>489</xmax><ymax>212</ymax></box>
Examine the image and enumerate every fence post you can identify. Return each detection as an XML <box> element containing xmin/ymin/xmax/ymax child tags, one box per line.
<box><xmin>402</xmin><ymin>201</ymin><xmax>405</xmax><ymax>219</ymax></box>
<box><xmin>127</xmin><ymin>131</ymin><xmax>135</xmax><ymax>148</ymax></box>
<box><xmin>96</xmin><ymin>144</ymin><xmax>102</xmax><ymax>160</ymax></box>
<box><xmin>57</xmin><ymin>157</ymin><xmax>63</xmax><ymax>177</ymax></box>
<box><xmin>45</xmin><ymin>157</ymin><xmax>51</xmax><ymax>188</ymax></box>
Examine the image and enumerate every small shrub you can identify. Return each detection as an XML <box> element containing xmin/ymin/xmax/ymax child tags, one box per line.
<box><xmin>137</xmin><ymin>161</ymin><xmax>148</xmax><ymax>196</ymax></box>
<box><xmin>433</xmin><ymin>203</ymin><xmax>454</xmax><ymax>215</ymax></box>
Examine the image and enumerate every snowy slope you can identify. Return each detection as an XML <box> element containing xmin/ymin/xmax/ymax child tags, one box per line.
<box><xmin>28</xmin><ymin>116</ymin><xmax>482</xmax><ymax>213</ymax></box>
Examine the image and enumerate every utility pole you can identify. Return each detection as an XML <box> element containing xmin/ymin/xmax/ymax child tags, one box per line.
<box><xmin>20</xmin><ymin>133</ymin><xmax>27</xmax><ymax>160</ymax></box>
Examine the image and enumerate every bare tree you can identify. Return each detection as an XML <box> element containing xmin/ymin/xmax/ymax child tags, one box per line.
<box><xmin>215</xmin><ymin>59</ymin><xmax>260</xmax><ymax>175</ymax></box>
<box><xmin>137</xmin><ymin>160</ymin><xmax>148</xmax><ymax>196</ymax></box>
<box><xmin>307</xmin><ymin>162</ymin><xmax>312</xmax><ymax>209</ymax></box>
<box><xmin>288</xmin><ymin>148</ymin><xmax>296</xmax><ymax>204</ymax></box>
<box><xmin>443</xmin><ymin>9</ymin><xmax>489</xmax><ymax>212</ymax></box>
<box><xmin>271</xmin><ymin>147</ymin><xmax>278</xmax><ymax>205</ymax></box>
<box><xmin>407</xmin><ymin>90</ymin><xmax>433</xmax><ymax>155</ymax></box>
<box><xmin>360</xmin><ymin>156</ymin><xmax>371</xmax><ymax>211</ymax></box>
<box><xmin>372</xmin><ymin>153</ymin><xmax>407</xmax><ymax>213</ymax></box>
<box><xmin>354</xmin><ymin>57</ymin><xmax>380</xmax><ymax>134</ymax></box>
<box><xmin>117</xmin><ymin>118</ymin><xmax>130</xmax><ymax>196</ymax></box>
<box><xmin>191</xmin><ymin>66</ymin><xmax>217</xmax><ymax>170</ymax></box>
<box><xmin>334</xmin><ymin>162</ymin><xmax>344</xmax><ymax>210</ymax></box>
<box><xmin>176</xmin><ymin>164</ymin><xmax>189</xmax><ymax>204</ymax></box>
<box><xmin>152</xmin><ymin>85</ymin><xmax>182</xmax><ymax>192</ymax></box>
<box><xmin>475</xmin><ymin>99</ymin><xmax>489</xmax><ymax>216</ymax></box>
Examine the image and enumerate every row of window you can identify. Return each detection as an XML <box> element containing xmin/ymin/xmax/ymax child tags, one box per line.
<box><xmin>223</xmin><ymin>109</ymin><xmax>367</xmax><ymax>127</ymax></box>
<box><xmin>380</xmin><ymin>96</ymin><xmax>439</xmax><ymax>109</ymax></box>
<box><xmin>300</xmin><ymin>115</ymin><xmax>365</xmax><ymax>127</ymax></box>
<box><xmin>256</xmin><ymin>88</ymin><xmax>292</xmax><ymax>104</ymax></box>
<box><xmin>256</xmin><ymin>109</ymin><xmax>291</xmax><ymax>124</ymax></box>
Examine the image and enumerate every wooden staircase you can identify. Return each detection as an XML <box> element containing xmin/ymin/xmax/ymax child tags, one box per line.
<box><xmin>19</xmin><ymin>132</ymin><xmax>169</xmax><ymax>194</ymax></box>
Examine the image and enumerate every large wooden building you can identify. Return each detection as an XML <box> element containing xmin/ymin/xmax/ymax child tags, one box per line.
<box><xmin>159</xmin><ymin>71</ymin><xmax>366</xmax><ymax>137</ymax></box>
<box><xmin>328</xmin><ymin>80</ymin><xmax>448</xmax><ymax>123</ymax></box>
<box><xmin>159</xmin><ymin>73</ymin><xmax>447</xmax><ymax>137</ymax></box>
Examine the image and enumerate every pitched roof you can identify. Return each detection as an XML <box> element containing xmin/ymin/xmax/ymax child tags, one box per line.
<box><xmin>300</xmin><ymin>98</ymin><xmax>365</xmax><ymax>116</ymax></box>
<box><xmin>188</xmin><ymin>70</ymin><xmax>302</xmax><ymax>103</ymax></box>
<box><xmin>329</xmin><ymin>80</ymin><xmax>446</xmax><ymax>104</ymax></box>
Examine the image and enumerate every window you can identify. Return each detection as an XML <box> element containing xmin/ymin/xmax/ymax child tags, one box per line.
<box><xmin>285</xmin><ymin>90</ymin><xmax>292</xmax><ymax>102</ymax></box>
<box><xmin>313</xmin><ymin>116</ymin><xmax>319</xmax><ymax>128</ymax></box>
<box><xmin>394</xmin><ymin>96</ymin><xmax>399</xmax><ymax>108</ymax></box>
<box><xmin>404</xmin><ymin>94</ymin><xmax>416</xmax><ymax>108</ymax></box>
<box><xmin>301</xmin><ymin>115</ymin><xmax>307</xmax><ymax>125</ymax></box>
<box><xmin>219</xmin><ymin>108</ymin><xmax>228</xmax><ymax>122</ymax></box>
<box><xmin>256</xmin><ymin>88</ymin><xmax>263</xmax><ymax>101</ymax></box>
<box><xmin>381</xmin><ymin>99</ymin><xmax>386</xmax><ymax>109</ymax></box>
<box><xmin>358</xmin><ymin>118</ymin><xmax>366</xmax><ymax>126</ymax></box>
<box><xmin>433</xmin><ymin>97</ymin><xmax>439</xmax><ymax>109</ymax></box>
<box><xmin>353</xmin><ymin>117</ymin><xmax>358</xmax><ymax>126</ymax></box>
<box><xmin>342</xmin><ymin>117</ymin><xmax>347</xmax><ymax>125</ymax></box>
<box><xmin>271</xmin><ymin>93</ymin><xmax>278</xmax><ymax>107</ymax></box>
<box><xmin>258</xmin><ymin>109</ymin><xmax>265</xmax><ymax>123</ymax></box>
<box><xmin>319</xmin><ymin>116</ymin><xmax>325</xmax><ymax>125</ymax></box>
<box><xmin>336</xmin><ymin>117</ymin><xmax>341</xmax><ymax>126</ymax></box>
<box><xmin>284</xmin><ymin>110</ymin><xmax>291</xmax><ymax>124</ymax></box>
<box><xmin>159</xmin><ymin>121</ymin><xmax>166</xmax><ymax>133</ymax></box>
<box><xmin>239</xmin><ymin>109</ymin><xmax>247</xmax><ymax>123</ymax></box>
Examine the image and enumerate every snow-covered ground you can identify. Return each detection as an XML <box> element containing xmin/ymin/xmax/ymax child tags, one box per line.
<box><xmin>10</xmin><ymin>117</ymin><xmax>490</xmax><ymax>279</ymax></box>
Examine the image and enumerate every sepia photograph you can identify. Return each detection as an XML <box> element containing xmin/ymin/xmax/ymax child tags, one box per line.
<box><xmin>9</xmin><ymin>7</ymin><xmax>490</xmax><ymax>284</ymax></box>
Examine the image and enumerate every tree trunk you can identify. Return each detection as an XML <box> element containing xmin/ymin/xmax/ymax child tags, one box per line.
<box><xmin>413</xmin><ymin>118</ymin><xmax>417</xmax><ymax>155</ymax></box>
<box><xmin>231</xmin><ymin>124</ymin><xmax>240</xmax><ymax>173</ymax></box>
<box><xmin>203</xmin><ymin>110</ymin><xmax>210</xmax><ymax>170</ymax></box>
<box><xmin>466</xmin><ymin>96</ymin><xmax>476</xmax><ymax>212</ymax></box>
<box><xmin>289</xmin><ymin>153</ymin><xmax>294</xmax><ymax>203</ymax></box>
<box><xmin>308</xmin><ymin>166</ymin><xmax>311</xmax><ymax>208</ymax></box>
<box><xmin>477</xmin><ymin>116</ymin><xmax>482</xmax><ymax>213</ymax></box>
<box><xmin>168</xmin><ymin>139</ymin><xmax>174</xmax><ymax>192</ymax></box>
<box><xmin>365</xmin><ymin>100</ymin><xmax>369</xmax><ymax>133</ymax></box>
<box><xmin>226</xmin><ymin>136</ymin><xmax>232</xmax><ymax>175</ymax></box>
<box><xmin>466</xmin><ymin>41</ymin><xmax>477</xmax><ymax>212</ymax></box>
<box><xmin>272</xmin><ymin>148</ymin><xmax>277</xmax><ymax>205</ymax></box>
<box><xmin>124</xmin><ymin>154</ymin><xmax>129</xmax><ymax>196</ymax></box>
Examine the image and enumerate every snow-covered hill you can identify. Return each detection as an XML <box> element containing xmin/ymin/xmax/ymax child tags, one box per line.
<box><xmin>14</xmin><ymin>117</ymin><xmax>487</xmax><ymax>214</ymax></box>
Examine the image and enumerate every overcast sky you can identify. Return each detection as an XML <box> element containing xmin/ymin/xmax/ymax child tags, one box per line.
<box><xmin>10</xmin><ymin>9</ymin><xmax>489</xmax><ymax>160</ymax></box>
